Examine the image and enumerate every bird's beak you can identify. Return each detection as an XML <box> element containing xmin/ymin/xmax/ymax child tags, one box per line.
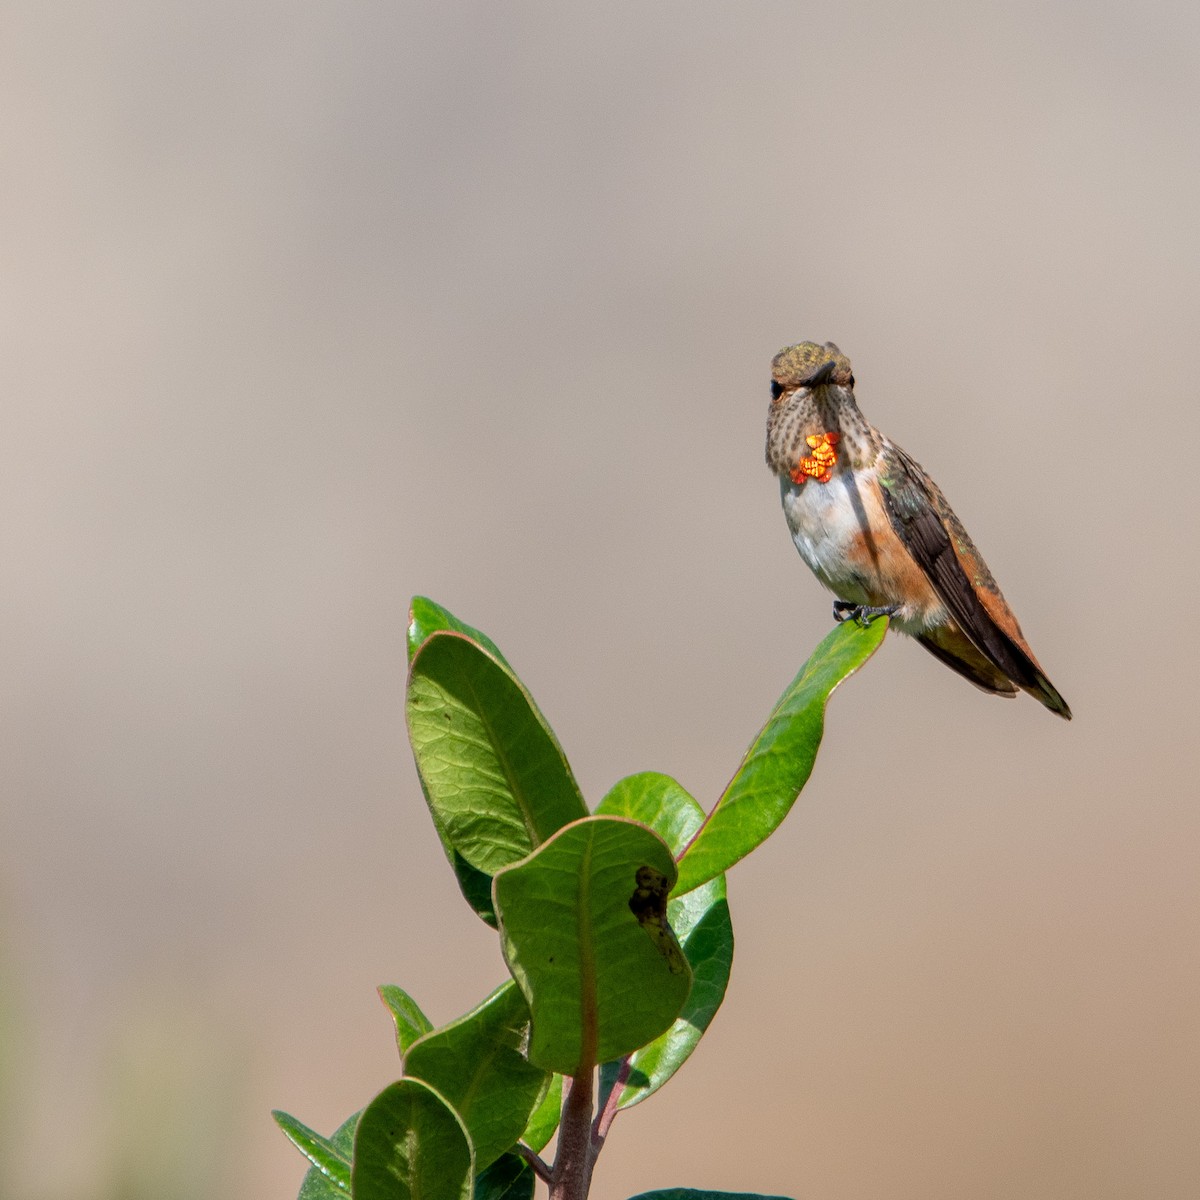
<box><xmin>803</xmin><ymin>360</ymin><xmax>838</xmax><ymax>389</ymax></box>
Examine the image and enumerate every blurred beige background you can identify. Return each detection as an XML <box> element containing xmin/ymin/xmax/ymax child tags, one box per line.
<box><xmin>2</xmin><ymin>3</ymin><xmax>1198</xmax><ymax>1198</ymax></box>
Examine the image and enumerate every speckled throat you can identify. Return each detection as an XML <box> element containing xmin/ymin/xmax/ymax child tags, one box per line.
<box><xmin>765</xmin><ymin>386</ymin><xmax>880</xmax><ymax>477</ymax></box>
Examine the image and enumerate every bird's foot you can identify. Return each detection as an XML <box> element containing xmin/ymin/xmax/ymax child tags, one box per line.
<box><xmin>832</xmin><ymin>600</ymin><xmax>900</xmax><ymax>627</ymax></box>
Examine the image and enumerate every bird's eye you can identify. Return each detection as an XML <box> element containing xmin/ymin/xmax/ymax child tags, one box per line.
<box><xmin>770</xmin><ymin>381</ymin><xmax>783</xmax><ymax>400</ymax></box>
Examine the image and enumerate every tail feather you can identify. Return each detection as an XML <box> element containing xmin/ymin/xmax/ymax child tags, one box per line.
<box><xmin>916</xmin><ymin>627</ymin><xmax>1071</xmax><ymax>719</ymax></box>
<box><xmin>916</xmin><ymin>631</ymin><xmax>1019</xmax><ymax>697</ymax></box>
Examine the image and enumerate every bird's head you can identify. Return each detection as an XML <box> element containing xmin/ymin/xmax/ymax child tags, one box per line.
<box><xmin>766</xmin><ymin>341</ymin><xmax>857</xmax><ymax>477</ymax></box>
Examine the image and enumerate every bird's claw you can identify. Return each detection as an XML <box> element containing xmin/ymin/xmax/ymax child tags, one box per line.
<box><xmin>833</xmin><ymin>601</ymin><xmax>899</xmax><ymax>627</ymax></box>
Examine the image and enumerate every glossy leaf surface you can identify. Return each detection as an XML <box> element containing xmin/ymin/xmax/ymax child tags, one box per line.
<box><xmin>601</xmin><ymin>876</ymin><xmax>731</xmax><ymax>1109</ymax></box>
<box><xmin>597</xmin><ymin>772</ymin><xmax>703</xmax><ymax>855</ymax></box>
<box><xmin>494</xmin><ymin>815</ymin><xmax>692</xmax><ymax>1075</ymax></box>
<box><xmin>406</xmin><ymin>600</ymin><xmax>514</xmax><ymax>923</ymax></box>
<box><xmin>675</xmin><ymin>618</ymin><xmax>887</xmax><ymax>895</ymax></box>
<box><xmin>407</xmin><ymin>632</ymin><xmax>587</xmax><ymax>875</ymax></box>
<box><xmin>472</xmin><ymin>1152</ymin><xmax>535</xmax><ymax>1200</ymax></box>
<box><xmin>404</xmin><ymin>981</ymin><xmax>549</xmax><ymax>1170</ymax></box>
<box><xmin>519</xmin><ymin>1072</ymin><xmax>562</xmax><ymax>1154</ymax></box>
<box><xmin>407</xmin><ymin>595</ymin><xmax>510</xmax><ymax>667</ymax></box>
<box><xmin>448</xmin><ymin>848</ymin><xmax>499</xmax><ymax>927</ymax></box>
<box><xmin>598</xmin><ymin>775</ymin><xmax>732</xmax><ymax>1108</ymax></box>
<box><xmin>378</xmin><ymin>985</ymin><xmax>433</xmax><ymax>1056</ymax></box>
<box><xmin>352</xmin><ymin>1078</ymin><xmax>471</xmax><ymax>1200</ymax></box>
<box><xmin>273</xmin><ymin>1109</ymin><xmax>354</xmax><ymax>1197</ymax></box>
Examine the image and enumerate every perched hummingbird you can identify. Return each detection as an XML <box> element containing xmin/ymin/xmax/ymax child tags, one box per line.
<box><xmin>765</xmin><ymin>341</ymin><xmax>1071</xmax><ymax>719</ymax></box>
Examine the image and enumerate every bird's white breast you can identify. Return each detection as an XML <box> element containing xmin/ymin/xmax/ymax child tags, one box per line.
<box><xmin>778</xmin><ymin>460</ymin><xmax>948</xmax><ymax>633</ymax></box>
<box><xmin>779</xmin><ymin>467</ymin><xmax>877</xmax><ymax>603</ymax></box>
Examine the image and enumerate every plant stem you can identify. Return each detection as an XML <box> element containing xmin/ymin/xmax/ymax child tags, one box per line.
<box><xmin>516</xmin><ymin>1143</ymin><xmax>552</xmax><ymax>1182</ymax></box>
<box><xmin>549</xmin><ymin>1070</ymin><xmax>598</xmax><ymax>1200</ymax></box>
<box><xmin>593</xmin><ymin>1058</ymin><xmax>630</xmax><ymax>1142</ymax></box>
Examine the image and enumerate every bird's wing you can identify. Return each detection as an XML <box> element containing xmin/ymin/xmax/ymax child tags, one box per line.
<box><xmin>876</xmin><ymin>441</ymin><xmax>1050</xmax><ymax>693</ymax></box>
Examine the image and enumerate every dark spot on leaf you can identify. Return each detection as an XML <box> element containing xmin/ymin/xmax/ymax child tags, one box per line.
<box><xmin>628</xmin><ymin>865</ymin><xmax>669</xmax><ymax>923</ymax></box>
<box><xmin>629</xmin><ymin>866</ymin><xmax>687</xmax><ymax>975</ymax></box>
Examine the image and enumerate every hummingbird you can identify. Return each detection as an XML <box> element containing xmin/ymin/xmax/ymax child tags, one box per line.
<box><xmin>765</xmin><ymin>340</ymin><xmax>1071</xmax><ymax>719</ymax></box>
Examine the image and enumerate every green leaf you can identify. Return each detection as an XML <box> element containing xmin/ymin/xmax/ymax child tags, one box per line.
<box><xmin>403</xmin><ymin>981</ymin><xmax>550</xmax><ymax>1171</ymax></box>
<box><xmin>597</xmin><ymin>772</ymin><xmax>704</xmax><ymax>855</ymax></box>
<box><xmin>598</xmin><ymin>777</ymin><xmax>733</xmax><ymax>1108</ymax></box>
<box><xmin>273</xmin><ymin>1110</ymin><xmax>351</xmax><ymax>1196</ymax></box>
<box><xmin>626</xmin><ymin>1191</ymin><xmax>794</xmax><ymax>1200</ymax></box>
<box><xmin>298</xmin><ymin>1165</ymin><xmax>349</xmax><ymax>1200</ymax></box>
<box><xmin>601</xmin><ymin>877</ymin><xmax>732</xmax><ymax>1110</ymax></box>
<box><xmin>447</xmin><ymin>848</ymin><xmax>499</xmax><ymax>927</ymax></box>
<box><xmin>352</xmin><ymin>1078</ymin><xmax>472</xmax><ymax>1200</ymax></box>
<box><xmin>272</xmin><ymin>1109</ymin><xmax>357</xmax><ymax>1200</ymax></box>
<box><xmin>406</xmin><ymin>601</ymin><xmax>514</xmax><ymax>924</ymax></box>
<box><xmin>407</xmin><ymin>632</ymin><xmax>587</xmax><ymax>876</ymax></box>
<box><xmin>494</xmin><ymin>816</ymin><xmax>693</xmax><ymax>1075</ymax></box>
<box><xmin>407</xmin><ymin>596</ymin><xmax>510</xmax><ymax>667</ymax></box>
<box><xmin>473</xmin><ymin>1152</ymin><xmax>535</xmax><ymax>1200</ymax></box>
<box><xmin>378</xmin><ymin>986</ymin><xmax>433</xmax><ymax>1056</ymax></box>
<box><xmin>520</xmin><ymin>1072</ymin><xmax>562</xmax><ymax>1154</ymax></box>
<box><xmin>674</xmin><ymin>618</ymin><xmax>887</xmax><ymax>895</ymax></box>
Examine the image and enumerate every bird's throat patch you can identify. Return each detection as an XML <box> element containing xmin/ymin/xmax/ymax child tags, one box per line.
<box><xmin>790</xmin><ymin>431</ymin><xmax>840</xmax><ymax>485</ymax></box>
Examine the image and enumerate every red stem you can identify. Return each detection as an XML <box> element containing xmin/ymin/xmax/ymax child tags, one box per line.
<box><xmin>593</xmin><ymin>1058</ymin><xmax>631</xmax><ymax>1141</ymax></box>
<box><xmin>549</xmin><ymin>1071</ymin><xmax>598</xmax><ymax>1200</ymax></box>
<box><xmin>516</xmin><ymin>1142</ymin><xmax>552</xmax><ymax>1182</ymax></box>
